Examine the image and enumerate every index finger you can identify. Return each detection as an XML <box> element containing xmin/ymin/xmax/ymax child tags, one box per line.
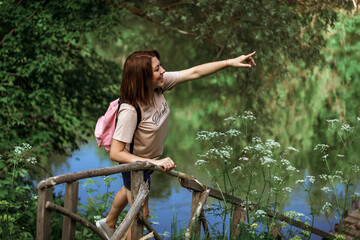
<box><xmin>246</xmin><ymin>51</ymin><xmax>256</xmax><ymax>58</ymax></box>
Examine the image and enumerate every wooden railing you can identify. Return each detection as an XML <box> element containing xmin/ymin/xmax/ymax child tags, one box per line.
<box><xmin>36</xmin><ymin>161</ymin><xmax>336</xmax><ymax>240</ymax></box>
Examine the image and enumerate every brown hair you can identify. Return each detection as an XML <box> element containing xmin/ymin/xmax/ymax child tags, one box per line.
<box><xmin>120</xmin><ymin>50</ymin><xmax>160</xmax><ymax>107</ymax></box>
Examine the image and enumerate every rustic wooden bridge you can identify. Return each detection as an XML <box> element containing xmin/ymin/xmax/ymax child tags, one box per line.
<box><xmin>36</xmin><ymin>161</ymin><xmax>347</xmax><ymax>240</ymax></box>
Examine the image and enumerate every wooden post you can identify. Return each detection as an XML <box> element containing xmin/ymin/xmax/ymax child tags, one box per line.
<box><xmin>130</xmin><ymin>170</ymin><xmax>144</xmax><ymax>240</ymax></box>
<box><xmin>188</xmin><ymin>191</ymin><xmax>201</xmax><ymax>238</ymax></box>
<box><xmin>185</xmin><ymin>189</ymin><xmax>210</xmax><ymax>240</ymax></box>
<box><xmin>270</xmin><ymin>222</ymin><xmax>282</xmax><ymax>240</ymax></box>
<box><xmin>231</xmin><ymin>206</ymin><xmax>246</xmax><ymax>239</ymax></box>
<box><xmin>62</xmin><ymin>181</ymin><xmax>79</xmax><ymax>240</ymax></box>
<box><xmin>36</xmin><ymin>187</ymin><xmax>53</xmax><ymax>240</ymax></box>
<box><xmin>200</xmin><ymin>210</ymin><xmax>210</xmax><ymax>239</ymax></box>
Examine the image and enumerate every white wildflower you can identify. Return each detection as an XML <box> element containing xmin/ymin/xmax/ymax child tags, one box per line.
<box><xmin>295</xmin><ymin>179</ymin><xmax>305</xmax><ymax>184</ymax></box>
<box><xmin>243</xmin><ymin>146</ymin><xmax>252</xmax><ymax>151</ymax></box>
<box><xmin>322</xmin><ymin>154</ymin><xmax>329</xmax><ymax>161</ymax></box>
<box><xmin>255</xmin><ymin>210</ymin><xmax>266</xmax><ymax>218</ymax></box>
<box><xmin>273</xmin><ymin>176</ymin><xmax>283</xmax><ymax>184</ymax></box>
<box><xmin>281</xmin><ymin>159</ymin><xmax>290</xmax><ymax>166</ymax></box>
<box><xmin>319</xmin><ymin>174</ymin><xmax>328</xmax><ymax>180</ymax></box>
<box><xmin>252</xmin><ymin>137</ymin><xmax>262</xmax><ymax>144</ymax></box>
<box><xmin>260</xmin><ymin>156</ymin><xmax>276</xmax><ymax>166</ymax></box>
<box><xmin>282</xmin><ymin>187</ymin><xmax>292</xmax><ymax>193</ymax></box>
<box><xmin>254</xmin><ymin>144</ymin><xmax>264</xmax><ymax>151</ymax></box>
<box><xmin>335</xmin><ymin>171</ymin><xmax>343</xmax><ymax>175</ymax></box>
<box><xmin>337</xmin><ymin>154</ymin><xmax>345</xmax><ymax>158</ymax></box>
<box><xmin>326</xmin><ymin>119</ymin><xmax>339</xmax><ymax>124</ymax></box>
<box><xmin>196</xmin><ymin>130</ymin><xmax>224</xmax><ymax>141</ymax></box>
<box><xmin>327</xmin><ymin>119</ymin><xmax>339</xmax><ymax>129</ymax></box>
<box><xmin>224</xmin><ymin>116</ymin><xmax>236</xmax><ymax>126</ymax></box>
<box><xmin>239</xmin><ymin>157</ymin><xmax>249</xmax><ymax>161</ymax></box>
<box><xmin>220</xmin><ymin>150</ymin><xmax>231</xmax><ymax>160</ymax></box>
<box><xmin>265</xmin><ymin>139</ymin><xmax>281</xmax><ymax>149</ymax></box>
<box><xmin>321</xmin><ymin>187</ymin><xmax>333</xmax><ymax>193</ymax></box>
<box><xmin>14</xmin><ymin>146</ymin><xmax>24</xmax><ymax>155</ymax></box>
<box><xmin>306</xmin><ymin>176</ymin><xmax>316</xmax><ymax>184</ymax></box>
<box><xmin>357</xmin><ymin>117</ymin><xmax>360</xmax><ymax>121</ymax></box>
<box><xmin>263</xmin><ymin>149</ymin><xmax>273</xmax><ymax>156</ymax></box>
<box><xmin>26</xmin><ymin>157</ymin><xmax>37</xmax><ymax>165</ymax></box>
<box><xmin>284</xmin><ymin>211</ymin><xmax>305</xmax><ymax>219</ymax></box>
<box><xmin>232</xmin><ymin>166</ymin><xmax>242</xmax><ymax>174</ymax></box>
<box><xmin>314</xmin><ymin>144</ymin><xmax>329</xmax><ymax>152</ymax></box>
<box><xmin>195</xmin><ymin>159</ymin><xmax>207</xmax><ymax>166</ymax></box>
<box><xmin>94</xmin><ymin>215</ymin><xmax>102</xmax><ymax>221</ymax></box>
<box><xmin>243</xmin><ymin>200</ymin><xmax>252</xmax><ymax>206</ymax></box>
<box><xmin>250</xmin><ymin>189</ymin><xmax>258</xmax><ymax>195</ymax></box>
<box><xmin>196</xmin><ymin>131</ymin><xmax>208</xmax><ymax>141</ymax></box>
<box><xmin>329</xmin><ymin>174</ymin><xmax>342</xmax><ymax>181</ymax></box>
<box><xmin>240</xmin><ymin>111</ymin><xmax>256</xmax><ymax>121</ymax></box>
<box><xmin>341</xmin><ymin>123</ymin><xmax>352</xmax><ymax>132</ymax></box>
<box><xmin>321</xmin><ymin>202</ymin><xmax>332</xmax><ymax>215</ymax></box>
<box><xmin>352</xmin><ymin>165</ymin><xmax>360</xmax><ymax>173</ymax></box>
<box><xmin>288</xmin><ymin>146</ymin><xmax>299</xmax><ymax>152</ymax></box>
<box><xmin>22</xmin><ymin>143</ymin><xmax>32</xmax><ymax>150</ymax></box>
<box><xmin>286</xmin><ymin>166</ymin><xmax>296</xmax><ymax>171</ymax></box>
<box><xmin>226</xmin><ymin>129</ymin><xmax>241</xmax><ymax>137</ymax></box>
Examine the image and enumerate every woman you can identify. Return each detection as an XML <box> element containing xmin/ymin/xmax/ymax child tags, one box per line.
<box><xmin>96</xmin><ymin>50</ymin><xmax>256</xmax><ymax>239</ymax></box>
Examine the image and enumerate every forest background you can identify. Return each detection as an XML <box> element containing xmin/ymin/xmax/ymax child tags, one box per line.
<box><xmin>0</xmin><ymin>0</ymin><xmax>359</xmax><ymax>239</ymax></box>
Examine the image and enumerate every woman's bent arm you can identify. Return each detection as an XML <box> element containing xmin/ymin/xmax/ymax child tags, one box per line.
<box><xmin>109</xmin><ymin>139</ymin><xmax>176</xmax><ymax>172</ymax></box>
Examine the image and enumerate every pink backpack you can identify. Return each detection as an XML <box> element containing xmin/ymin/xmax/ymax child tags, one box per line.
<box><xmin>95</xmin><ymin>99</ymin><xmax>141</xmax><ymax>152</ymax></box>
<box><xmin>95</xmin><ymin>99</ymin><xmax>120</xmax><ymax>152</ymax></box>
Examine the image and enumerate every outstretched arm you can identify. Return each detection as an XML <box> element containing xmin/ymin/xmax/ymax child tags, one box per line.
<box><xmin>177</xmin><ymin>51</ymin><xmax>256</xmax><ymax>84</ymax></box>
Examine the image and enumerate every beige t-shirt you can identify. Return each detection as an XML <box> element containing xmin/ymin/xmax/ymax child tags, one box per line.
<box><xmin>113</xmin><ymin>71</ymin><xmax>180</xmax><ymax>159</ymax></box>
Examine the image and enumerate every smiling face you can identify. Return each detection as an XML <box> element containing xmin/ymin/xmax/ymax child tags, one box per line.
<box><xmin>151</xmin><ymin>57</ymin><xmax>165</xmax><ymax>89</ymax></box>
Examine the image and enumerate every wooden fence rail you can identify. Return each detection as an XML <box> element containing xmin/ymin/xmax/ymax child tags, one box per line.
<box><xmin>36</xmin><ymin>161</ymin><xmax>337</xmax><ymax>240</ymax></box>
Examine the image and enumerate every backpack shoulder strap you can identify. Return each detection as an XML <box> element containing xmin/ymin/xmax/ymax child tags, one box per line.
<box><xmin>130</xmin><ymin>104</ymin><xmax>141</xmax><ymax>154</ymax></box>
<box><xmin>116</xmin><ymin>99</ymin><xmax>141</xmax><ymax>154</ymax></box>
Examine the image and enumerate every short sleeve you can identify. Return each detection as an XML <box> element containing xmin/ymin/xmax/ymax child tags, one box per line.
<box><xmin>112</xmin><ymin>104</ymin><xmax>138</xmax><ymax>143</ymax></box>
<box><xmin>162</xmin><ymin>72</ymin><xmax>180</xmax><ymax>91</ymax></box>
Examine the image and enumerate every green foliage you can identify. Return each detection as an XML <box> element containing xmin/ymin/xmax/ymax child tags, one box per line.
<box><xmin>75</xmin><ymin>176</ymin><xmax>123</xmax><ymax>239</ymax></box>
<box><xmin>0</xmin><ymin>144</ymin><xmax>41</xmax><ymax>239</ymax></box>
<box><xmin>0</xmin><ymin>1</ymin><xmax>122</xmax><ymax>156</ymax></box>
<box><xmin>114</xmin><ymin>0</ymin><xmax>353</xmax><ymax>96</ymax></box>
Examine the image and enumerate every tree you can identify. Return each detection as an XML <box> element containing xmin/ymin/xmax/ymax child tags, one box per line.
<box><xmin>0</xmin><ymin>1</ymin><xmax>122</xmax><ymax>155</ymax></box>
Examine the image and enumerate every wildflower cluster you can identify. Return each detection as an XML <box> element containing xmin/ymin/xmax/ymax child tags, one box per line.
<box><xmin>240</xmin><ymin>111</ymin><xmax>256</xmax><ymax>121</ymax></box>
<box><xmin>13</xmin><ymin>143</ymin><xmax>32</xmax><ymax>155</ymax></box>
<box><xmin>193</xmin><ymin>112</ymin><xmax>359</xmax><ymax>239</ymax></box>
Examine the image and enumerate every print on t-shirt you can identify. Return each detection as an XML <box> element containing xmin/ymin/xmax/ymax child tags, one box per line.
<box><xmin>152</xmin><ymin>101</ymin><xmax>169</xmax><ymax>126</ymax></box>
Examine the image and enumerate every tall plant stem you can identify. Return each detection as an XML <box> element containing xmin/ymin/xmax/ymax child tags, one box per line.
<box><xmin>324</xmin><ymin>158</ymin><xmax>342</xmax><ymax>232</ymax></box>
<box><xmin>337</xmin><ymin>132</ymin><xmax>348</xmax><ymax>150</ymax></box>
<box><xmin>257</xmin><ymin>169</ymin><xmax>267</xmax><ymax>207</ymax></box>
<box><xmin>305</xmin><ymin>188</ymin><xmax>315</xmax><ymax>240</ymax></box>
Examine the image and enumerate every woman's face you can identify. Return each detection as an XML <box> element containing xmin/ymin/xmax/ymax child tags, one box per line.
<box><xmin>151</xmin><ymin>57</ymin><xmax>165</xmax><ymax>89</ymax></box>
